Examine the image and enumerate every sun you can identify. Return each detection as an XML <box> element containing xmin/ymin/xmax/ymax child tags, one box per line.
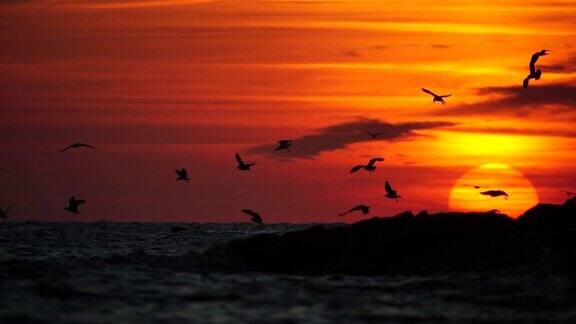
<box><xmin>448</xmin><ymin>163</ymin><xmax>539</xmax><ymax>218</ymax></box>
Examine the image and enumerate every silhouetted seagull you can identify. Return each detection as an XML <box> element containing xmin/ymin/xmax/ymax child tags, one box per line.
<box><xmin>242</xmin><ymin>209</ymin><xmax>263</xmax><ymax>224</ymax></box>
<box><xmin>350</xmin><ymin>157</ymin><xmax>385</xmax><ymax>174</ymax></box>
<box><xmin>384</xmin><ymin>181</ymin><xmax>401</xmax><ymax>201</ymax></box>
<box><xmin>65</xmin><ymin>196</ymin><xmax>86</xmax><ymax>214</ymax></box>
<box><xmin>0</xmin><ymin>204</ymin><xmax>15</xmax><ymax>221</ymax></box>
<box><xmin>60</xmin><ymin>143</ymin><xmax>96</xmax><ymax>152</ymax></box>
<box><xmin>523</xmin><ymin>49</ymin><xmax>550</xmax><ymax>89</ymax></box>
<box><xmin>235</xmin><ymin>153</ymin><xmax>255</xmax><ymax>171</ymax></box>
<box><xmin>275</xmin><ymin>140</ymin><xmax>293</xmax><ymax>151</ymax></box>
<box><xmin>360</xmin><ymin>129</ymin><xmax>386</xmax><ymax>139</ymax></box>
<box><xmin>175</xmin><ymin>168</ymin><xmax>190</xmax><ymax>182</ymax></box>
<box><xmin>339</xmin><ymin>205</ymin><xmax>370</xmax><ymax>216</ymax></box>
<box><xmin>421</xmin><ymin>88</ymin><xmax>451</xmax><ymax>105</ymax></box>
<box><xmin>464</xmin><ymin>184</ymin><xmax>488</xmax><ymax>189</ymax></box>
<box><xmin>480</xmin><ymin>190</ymin><xmax>508</xmax><ymax>199</ymax></box>
<box><xmin>556</xmin><ymin>190</ymin><xmax>576</xmax><ymax>196</ymax></box>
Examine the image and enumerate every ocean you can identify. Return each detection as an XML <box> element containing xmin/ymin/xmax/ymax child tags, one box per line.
<box><xmin>1</xmin><ymin>222</ymin><xmax>575</xmax><ymax>323</ymax></box>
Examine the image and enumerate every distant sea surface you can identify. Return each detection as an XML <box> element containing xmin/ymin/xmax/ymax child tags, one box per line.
<box><xmin>1</xmin><ymin>222</ymin><xmax>575</xmax><ymax>323</ymax></box>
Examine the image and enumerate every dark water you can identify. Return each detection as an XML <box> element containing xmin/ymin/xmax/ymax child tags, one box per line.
<box><xmin>1</xmin><ymin>222</ymin><xmax>575</xmax><ymax>323</ymax></box>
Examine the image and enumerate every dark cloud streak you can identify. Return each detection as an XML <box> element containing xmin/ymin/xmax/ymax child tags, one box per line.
<box><xmin>247</xmin><ymin>119</ymin><xmax>456</xmax><ymax>159</ymax></box>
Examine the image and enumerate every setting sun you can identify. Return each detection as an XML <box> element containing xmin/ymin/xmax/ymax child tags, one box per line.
<box><xmin>448</xmin><ymin>163</ymin><xmax>539</xmax><ymax>217</ymax></box>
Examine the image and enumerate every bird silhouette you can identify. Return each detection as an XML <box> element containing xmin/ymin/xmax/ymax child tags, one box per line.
<box><xmin>235</xmin><ymin>153</ymin><xmax>255</xmax><ymax>171</ymax></box>
<box><xmin>523</xmin><ymin>49</ymin><xmax>550</xmax><ymax>89</ymax></box>
<box><xmin>384</xmin><ymin>181</ymin><xmax>401</xmax><ymax>201</ymax></box>
<box><xmin>275</xmin><ymin>140</ymin><xmax>293</xmax><ymax>151</ymax></box>
<box><xmin>60</xmin><ymin>143</ymin><xmax>96</xmax><ymax>152</ymax></box>
<box><xmin>421</xmin><ymin>88</ymin><xmax>451</xmax><ymax>105</ymax></box>
<box><xmin>241</xmin><ymin>209</ymin><xmax>263</xmax><ymax>224</ymax></box>
<box><xmin>65</xmin><ymin>196</ymin><xmax>86</xmax><ymax>214</ymax></box>
<box><xmin>339</xmin><ymin>205</ymin><xmax>370</xmax><ymax>216</ymax></box>
<box><xmin>480</xmin><ymin>190</ymin><xmax>509</xmax><ymax>199</ymax></box>
<box><xmin>360</xmin><ymin>129</ymin><xmax>386</xmax><ymax>139</ymax></box>
<box><xmin>463</xmin><ymin>184</ymin><xmax>488</xmax><ymax>189</ymax></box>
<box><xmin>0</xmin><ymin>204</ymin><xmax>15</xmax><ymax>221</ymax></box>
<box><xmin>556</xmin><ymin>190</ymin><xmax>576</xmax><ymax>196</ymax></box>
<box><xmin>175</xmin><ymin>168</ymin><xmax>190</xmax><ymax>182</ymax></box>
<box><xmin>350</xmin><ymin>157</ymin><xmax>385</xmax><ymax>174</ymax></box>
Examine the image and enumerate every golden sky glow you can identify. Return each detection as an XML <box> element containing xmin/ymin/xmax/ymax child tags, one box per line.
<box><xmin>0</xmin><ymin>0</ymin><xmax>574</xmax><ymax>221</ymax></box>
<box><xmin>449</xmin><ymin>163</ymin><xmax>539</xmax><ymax>217</ymax></box>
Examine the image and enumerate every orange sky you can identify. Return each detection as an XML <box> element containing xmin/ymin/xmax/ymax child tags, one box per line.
<box><xmin>1</xmin><ymin>0</ymin><xmax>575</xmax><ymax>222</ymax></box>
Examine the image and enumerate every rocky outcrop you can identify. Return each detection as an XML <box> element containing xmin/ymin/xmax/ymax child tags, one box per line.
<box><xmin>196</xmin><ymin>197</ymin><xmax>576</xmax><ymax>275</ymax></box>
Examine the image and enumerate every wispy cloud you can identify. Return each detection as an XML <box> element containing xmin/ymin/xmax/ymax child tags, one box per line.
<box><xmin>247</xmin><ymin>118</ymin><xmax>456</xmax><ymax>159</ymax></box>
<box><xmin>1</xmin><ymin>0</ymin><xmax>215</xmax><ymax>8</ymax></box>
<box><xmin>445</xmin><ymin>81</ymin><xmax>576</xmax><ymax>119</ymax></box>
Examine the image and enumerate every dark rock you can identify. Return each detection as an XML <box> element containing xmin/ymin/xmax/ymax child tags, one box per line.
<box><xmin>196</xmin><ymin>198</ymin><xmax>576</xmax><ymax>275</ymax></box>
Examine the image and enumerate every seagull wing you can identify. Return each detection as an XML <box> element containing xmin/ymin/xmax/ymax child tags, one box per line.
<box><xmin>235</xmin><ymin>153</ymin><xmax>245</xmax><ymax>165</ymax></box>
<box><xmin>529</xmin><ymin>52</ymin><xmax>540</xmax><ymax>74</ymax></box>
<box><xmin>60</xmin><ymin>144</ymin><xmax>75</xmax><ymax>152</ymax></box>
<box><xmin>384</xmin><ymin>181</ymin><xmax>394</xmax><ymax>195</ymax></box>
<box><xmin>79</xmin><ymin>143</ymin><xmax>96</xmax><ymax>149</ymax></box>
<box><xmin>278</xmin><ymin>140</ymin><xmax>292</xmax><ymax>145</ymax></box>
<box><xmin>523</xmin><ymin>77</ymin><xmax>530</xmax><ymax>89</ymax></box>
<box><xmin>241</xmin><ymin>209</ymin><xmax>258</xmax><ymax>218</ymax></box>
<box><xmin>350</xmin><ymin>165</ymin><xmax>364</xmax><ymax>173</ymax></box>
<box><xmin>368</xmin><ymin>157</ymin><xmax>385</xmax><ymax>166</ymax></box>
<box><xmin>76</xmin><ymin>199</ymin><xmax>86</xmax><ymax>205</ymax></box>
<box><xmin>421</xmin><ymin>88</ymin><xmax>437</xmax><ymax>97</ymax></box>
<box><xmin>4</xmin><ymin>204</ymin><xmax>16</xmax><ymax>213</ymax></box>
<box><xmin>440</xmin><ymin>94</ymin><xmax>452</xmax><ymax>98</ymax></box>
<box><xmin>69</xmin><ymin>196</ymin><xmax>76</xmax><ymax>203</ymax></box>
<box><xmin>373</xmin><ymin>131</ymin><xmax>386</xmax><ymax>136</ymax></box>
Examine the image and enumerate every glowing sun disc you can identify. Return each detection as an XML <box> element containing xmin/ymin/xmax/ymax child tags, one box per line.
<box><xmin>448</xmin><ymin>163</ymin><xmax>539</xmax><ymax>218</ymax></box>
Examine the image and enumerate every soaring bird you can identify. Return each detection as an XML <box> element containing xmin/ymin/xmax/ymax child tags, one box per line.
<box><xmin>360</xmin><ymin>129</ymin><xmax>386</xmax><ymax>139</ymax></box>
<box><xmin>65</xmin><ymin>196</ymin><xmax>86</xmax><ymax>214</ymax></box>
<box><xmin>350</xmin><ymin>157</ymin><xmax>385</xmax><ymax>174</ymax></box>
<box><xmin>275</xmin><ymin>140</ymin><xmax>293</xmax><ymax>151</ymax></box>
<box><xmin>480</xmin><ymin>190</ymin><xmax>508</xmax><ymax>199</ymax></box>
<box><xmin>60</xmin><ymin>143</ymin><xmax>96</xmax><ymax>152</ymax></box>
<box><xmin>241</xmin><ymin>209</ymin><xmax>263</xmax><ymax>224</ymax></box>
<box><xmin>175</xmin><ymin>168</ymin><xmax>190</xmax><ymax>182</ymax></box>
<box><xmin>0</xmin><ymin>204</ymin><xmax>15</xmax><ymax>221</ymax></box>
<box><xmin>463</xmin><ymin>184</ymin><xmax>488</xmax><ymax>189</ymax></box>
<box><xmin>235</xmin><ymin>153</ymin><xmax>255</xmax><ymax>171</ymax></box>
<box><xmin>384</xmin><ymin>181</ymin><xmax>401</xmax><ymax>201</ymax></box>
<box><xmin>339</xmin><ymin>205</ymin><xmax>370</xmax><ymax>216</ymax></box>
<box><xmin>523</xmin><ymin>49</ymin><xmax>550</xmax><ymax>89</ymax></box>
<box><xmin>421</xmin><ymin>88</ymin><xmax>451</xmax><ymax>105</ymax></box>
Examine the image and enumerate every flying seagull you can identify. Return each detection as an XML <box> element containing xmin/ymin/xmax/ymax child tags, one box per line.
<box><xmin>275</xmin><ymin>140</ymin><xmax>293</xmax><ymax>151</ymax></box>
<box><xmin>350</xmin><ymin>157</ymin><xmax>385</xmax><ymax>174</ymax></box>
<box><xmin>463</xmin><ymin>184</ymin><xmax>489</xmax><ymax>189</ymax></box>
<box><xmin>421</xmin><ymin>88</ymin><xmax>451</xmax><ymax>105</ymax></box>
<box><xmin>339</xmin><ymin>205</ymin><xmax>370</xmax><ymax>216</ymax></box>
<box><xmin>60</xmin><ymin>143</ymin><xmax>96</xmax><ymax>152</ymax></box>
<box><xmin>360</xmin><ymin>129</ymin><xmax>386</xmax><ymax>139</ymax></box>
<box><xmin>241</xmin><ymin>209</ymin><xmax>263</xmax><ymax>224</ymax></box>
<box><xmin>235</xmin><ymin>153</ymin><xmax>255</xmax><ymax>171</ymax></box>
<box><xmin>0</xmin><ymin>204</ymin><xmax>15</xmax><ymax>221</ymax></box>
<box><xmin>175</xmin><ymin>168</ymin><xmax>190</xmax><ymax>182</ymax></box>
<box><xmin>480</xmin><ymin>190</ymin><xmax>508</xmax><ymax>199</ymax></box>
<box><xmin>523</xmin><ymin>49</ymin><xmax>550</xmax><ymax>89</ymax></box>
<box><xmin>65</xmin><ymin>196</ymin><xmax>86</xmax><ymax>214</ymax></box>
<box><xmin>555</xmin><ymin>190</ymin><xmax>576</xmax><ymax>196</ymax></box>
<box><xmin>384</xmin><ymin>181</ymin><xmax>401</xmax><ymax>201</ymax></box>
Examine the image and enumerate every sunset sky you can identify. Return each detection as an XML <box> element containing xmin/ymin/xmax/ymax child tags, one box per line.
<box><xmin>1</xmin><ymin>0</ymin><xmax>575</xmax><ymax>222</ymax></box>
